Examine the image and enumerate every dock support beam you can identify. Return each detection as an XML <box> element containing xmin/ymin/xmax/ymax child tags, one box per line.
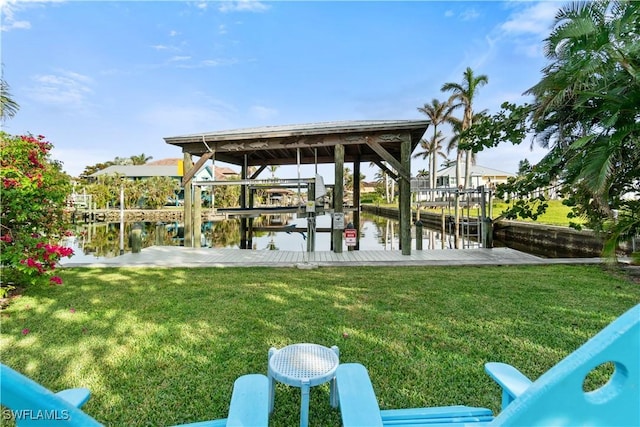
<box><xmin>183</xmin><ymin>152</ymin><xmax>193</xmax><ymax>248</ymax></box>
<box><xmin>240</xmin><ymin>155</ymin><xmax>248</xmax><ymax>249</ymax></box>
<box><xmin>353</xmin><ymin>157</ymin><xmax>361</xmax><ymax>250</ymax></box>
<box><xmin>399</xmin><ymin>133</ymin><xmax>411</xmax><ymax>255</ymax></box>
<box><xmin>194</xmin><ymin>183</ymin><xmax>202</xmax><ymax>248</ymax></box>
<box><xmin>333</xmin><ymin>144</ymin><xmax>344</xmax><ymax>253</ymax></box>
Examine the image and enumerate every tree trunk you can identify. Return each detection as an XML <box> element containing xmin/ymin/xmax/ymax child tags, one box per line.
<box><xmin>464</xmin><ymin>150</ymin><xmax>472</xmax><ymax>188</ymax></box>
<box><xmin>456</xmin><ymin>151</ymin><xmax>463</xmax><ymax>189</ymax></box>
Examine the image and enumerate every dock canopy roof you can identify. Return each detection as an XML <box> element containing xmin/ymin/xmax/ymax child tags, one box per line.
<box><xmin>163</xmin><ymin>120</ymin><xmax>429</xmax><ymax>167</ymax></box>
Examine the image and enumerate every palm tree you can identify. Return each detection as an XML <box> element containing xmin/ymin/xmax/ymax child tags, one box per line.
<box><xmin>445</xmin><ymin>113</ymin><xmax>485</xmax><ymax>180</ymax></box>
<box><xmin>413</xmin><ymin>131</ymin><xmax>448</xmax><ymax>192</ymax></box>
<box><xmin>416</xmin><ymin>98</ymin><xmax>455</xmax><ymax>195</ymax></box>
<box><xmin>1</xmin><ymin>78</ymin><xmax>19</xmax><ymax>121</ymax></box>
<box><xmin>130</xmin><ymin>153</ymin><xmax>153</xmax><ymax>165</ymax></box>
<box><xmin>268</xmin><ymin>165</ymin><xmax>279</xmax><ymax>178</ymax></box>
<box><xmin>441</xmin><ymin>67</ymin><xmax>488</xmax><ymax>188</ymax></box>
<box><xmin>370</xmin><ymin>161</ymin><xmax>395</xmax><ymax>203</ymax></box>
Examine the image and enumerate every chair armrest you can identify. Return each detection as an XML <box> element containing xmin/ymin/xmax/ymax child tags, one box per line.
<box><xmin>484</xmin><ymin>362</ymin><xmax>533</xmax><ymax>410</ymax></box>
<box><xmin>54</xmin><ymin>388</ymin><xmax>91</xmax><ymax>408</ymax></box>
<box><xmin>226</xmin><ymin>374</ymin><xmax>269</xmax><ymax>427</ymax></box>
<box><xmin>336</xmin><ymin>363</ymin><xmax>384</xmax><ymax>427</ymax></box>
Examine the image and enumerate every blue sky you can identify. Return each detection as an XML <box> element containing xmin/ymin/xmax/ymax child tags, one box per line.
<box><xmin>2</xmin><ymin>0</ymin><xmax>563</xmax><ymax>180</ymax></box>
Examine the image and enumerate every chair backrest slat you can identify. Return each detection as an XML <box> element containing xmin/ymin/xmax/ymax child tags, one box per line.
<box><xmin>0</xmin><ymin>364</ymin><xmax>102</xmax><ymax>426</ymax></box>
<box><xmin>491</xmin><ymin>304</ymin><xmax>640</xmax><ymax>426</ymax></box>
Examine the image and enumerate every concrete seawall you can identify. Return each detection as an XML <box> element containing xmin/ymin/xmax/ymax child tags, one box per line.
<box><xmin>492</xmin><ymin>220</ymin><xmax>603</xmax><ymax>257</ymax></box>
<box><xmin>362</xmin><ymin>204</ymin><xmax>605</xmax><ymax>257</ymax></box>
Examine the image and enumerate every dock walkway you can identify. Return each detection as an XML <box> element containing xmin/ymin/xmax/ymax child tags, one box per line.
<box><xmin>61</xmin><ymin>246</ymin><xmax>604</xmax><ymax>268</ymax></box>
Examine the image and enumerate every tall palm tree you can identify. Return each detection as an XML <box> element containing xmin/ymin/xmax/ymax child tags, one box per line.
<box><xmin>416</xmin><ymin>98</ymin><xmax>456</xmax><ymax>194</ymax></box>
<box><xmin>445</xmin><ymin>113</ymin><xmax>486</xmax><ymax>179</ymax></box>
<box><xmin>268</xmin><ymin>165</ymin><xmax>279</xmax><ymax>178</ymax></box>
<box><xmin>441</xmin><ymin>67</ymin><xmax>488</xmax><ymax>188</ymax></box>
<box><xmin>1</xmin><ymin>78</ymin><xmax>19</xmax><ymax>121</ymax></box>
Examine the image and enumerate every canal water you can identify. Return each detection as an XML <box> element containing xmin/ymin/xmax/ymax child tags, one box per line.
<box><xmin>62</xmin><ymin>212</ymin><xmax>477</xmax><ymax>263</ymax></box>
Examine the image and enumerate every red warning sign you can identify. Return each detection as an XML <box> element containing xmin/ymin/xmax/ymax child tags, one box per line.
<box><xmin>345</xmin><ymin>229</ymin><xmax>357</xmax><ymax>246</ymax></box>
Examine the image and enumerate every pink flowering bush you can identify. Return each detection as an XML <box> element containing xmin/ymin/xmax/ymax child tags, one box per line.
<box><xmin>1</xmin><ymin>132</ymin><xmax>74</xmax><ymax>292</ymax></box>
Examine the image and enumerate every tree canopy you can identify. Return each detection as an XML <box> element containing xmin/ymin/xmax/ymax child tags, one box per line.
<box><xmin>463</xmin><ymin>0</ymin><xmax>639</xmax><ymax>255</ymax></box>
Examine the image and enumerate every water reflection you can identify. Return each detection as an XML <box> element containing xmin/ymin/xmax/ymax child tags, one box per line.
<box><xmin>63</xmin><ymin>212</ymin><xmax>470</xmax><ymax>261</ymax></box>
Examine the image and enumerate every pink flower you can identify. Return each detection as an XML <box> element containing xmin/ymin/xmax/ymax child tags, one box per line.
<box><xmin>50</xmin><ymin>276</ymin><xmax>63</xmax><ymax>285</ymax></box>
<box><xmin>69</xmin><ymin>308</ymin><xmax>76</xmax><ymax>313</ymax></box>
<box><xmin>22</xmin><ymin>328</ymin><xmax>30</xmax><ymax>335</ymax></box>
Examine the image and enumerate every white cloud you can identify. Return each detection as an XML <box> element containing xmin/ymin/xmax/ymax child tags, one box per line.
<box><xmin>0</xmin><ymin>0</ymin><xmax>31</xmax><ymax>31</ymax></box>
<box><xmin>27</xmin><ymin>70</ymin><xmax>93</xmax><ymax>107</ymax></box>
<box><xmin>169</xmin><ymin>55</ymin><xmax>191</xmax><ymax>62</ymax></box>
<box><xmin>460</xmin><ymin>7</ymin><xmax>480</xmax><ymax>21</ymax></box>
<box><xmin>250</xmin><ymin>105</ymin><xmax>278</xmax><ymax>121</ymax></box>
<box><xmin>172</xmin><ymin>57</ymin><xmax>239</xmax><ymax>68</ymax></box>
<box><xmin>498</xmin><ymin>2</ymin><xmax>559</xmax><ymax>58</ymax></box>
<box><xmin>501</xmin><ymin>2</ymin><xmax>558</xmax><ymax>38</ymax></box>
<box><xmin>218</xmin><ymin>1</ymin><xmax>269</xmax><ymax>13</ymax></box>
<box><xmin>218</xmin><ymin>24</ymin><xmax>227</xmax><ymax>34</ymax></box>
<box><xmin>169</xmin><ymin>29</ymin><xmax>178</xmax><ymax>37</ymax></box>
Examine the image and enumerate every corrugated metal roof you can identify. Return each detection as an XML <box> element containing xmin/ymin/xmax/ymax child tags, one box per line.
<box><xmin>164</xmin><ymin>119</ymin><xmax>430</xmax><ymax>168</ymax></box>
<box><xmin>168</xmin><ymin>120</ymin><xmax>428</xmax><ymax>140</ymax></box>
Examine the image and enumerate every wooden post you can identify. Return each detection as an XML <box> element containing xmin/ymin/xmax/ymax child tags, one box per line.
<box><xmin>307</xmin><ymin>182</ymin><xmax>315</xmax><ymax>252</ymax></box>
<box><xmin>183</xmin><ymin>153</ymin><xmax>193</xmax><ymax>248</ymax></box>
<box><xmin>399</xmin><ymin>133</ymin><xmax>411</xmax><ymax>255</ymax></box>
<box><xmin>480</xmin><ymin>186</ymin><xmax>493</xmax><ymax>248</ymax></box>
<box><xmin>441</xmin><ymin>207</ymin><xmax>446</xmax><ymax>249</ymax></box>
<box><xmin>193</xmin><ymin>183</ymin><xmax>202</xmax><ymax>248</ymax></box>
<box><xmin>240</xmin><ymin>156</ymin><xmax>248</xmax><ymax>249</ymax></box>
<box><xmin>353</xmin><ymin>157</ymin><xmax>361</xmax><ymax>250</ymax></box>
<box><xmin>130</xmin><ymin>222</ymin><xmax>142</xmax><ymax>253</ymax></box>
<box><xmin>415</xmin><ymin>220</ymin><xmax>423</xmax><ymax>250</ymax></box>
<box><xmin>333</xmin><ymin>144</ymin><xmax>344</xmax><ymax>253</ymax></box>
<box><xmin>454</xmin><ymin>188</ymin><xmax>460</xmax><ymax>249</ymax></box>
<box><xmin>155</xmin><ymin>222</ymin><xmax>165</xmax><ymax>246</ymax></box>
<box><xmin>248</xmin><ymin>188</ymin><xmax>255</xmax><ymax>249</ymax></box>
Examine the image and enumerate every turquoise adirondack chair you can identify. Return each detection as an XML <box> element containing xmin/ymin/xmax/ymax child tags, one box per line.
<box><xmin>0</xmin><ymin>364</ymin><xmax>269</xmax><ymax>427</ymax></box>
<box><xmin>337</xmin><ymin>303</ymin><xmax>640</xmax><ymax>426</ymax></box>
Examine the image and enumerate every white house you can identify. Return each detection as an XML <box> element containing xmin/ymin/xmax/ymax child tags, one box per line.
<box><xmin>436</xmin><ymin>163</ymin><xmax>515</xmax><ymax>189</ymax></box>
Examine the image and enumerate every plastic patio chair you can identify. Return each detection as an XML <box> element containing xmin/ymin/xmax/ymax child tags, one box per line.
<box><xmin>0</xmin><ymin>364</ymin><xmax>269</xmax><ymax>427</ymax></box>
<box><xmin>337</xmin><ymin>303</ymin><xmax>640</xmax><ymax>426</ymax></box>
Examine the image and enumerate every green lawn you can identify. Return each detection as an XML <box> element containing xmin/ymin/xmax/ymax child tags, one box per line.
<box><xmin>1</xmin><ymin>266</ymin><xmax>638</xmax><ymax>426</ymax></box>
<box><xmin>413</xmin><ymin>199</ymin><xmax>583</xmax><ymax>227</ymax></box>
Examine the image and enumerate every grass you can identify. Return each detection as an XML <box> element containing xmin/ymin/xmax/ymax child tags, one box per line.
<box><xmin>1</xmin><ymin>265</ymin><xmax>638</xmax><ymax>426</ymax></box>
<box><xmin>410</xmin><ymin>199</ymin><xmax>584</xmax><ymax>227</ymax></box>
<box><xmin>491</xmin><ymin>199</ymin><xmax>585</xmax><ymax>226</ymax></box>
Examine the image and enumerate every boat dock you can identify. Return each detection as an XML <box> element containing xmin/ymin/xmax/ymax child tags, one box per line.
<box><xmin>60</xmin><ymin>246</ymin><xmax>604</xmax><ymax>268</ymax></box>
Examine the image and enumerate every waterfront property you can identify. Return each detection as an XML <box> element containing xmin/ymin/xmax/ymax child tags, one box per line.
<box><xmin>164</xmin><ymin>120</ymin><xmax>429</xmax><ymax>255</ymax></box>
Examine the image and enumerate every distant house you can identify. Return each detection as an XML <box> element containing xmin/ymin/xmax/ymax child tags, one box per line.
<box><xmin>435</xmin><ymin>163</ymin><xmax>515</xmax><ymax>189</ymax></box>
<box><xmin>89</xmin><ymin>158</ymin><xmax>238</xmax><ymax>182</ymax></box>
<box><xmin>89</xmin><ymin>164</ymin><xmax>183</xmax><ymax>181</ymax></box>
<box><xmin>88</xmin><ymin>159</ymin><xmax>239</xmax><ymax>205</ymax></box>
<box><xmin>362</xmin><ymin>181</ymin><xmax>378</xmax><ymax>194</ymax></box>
